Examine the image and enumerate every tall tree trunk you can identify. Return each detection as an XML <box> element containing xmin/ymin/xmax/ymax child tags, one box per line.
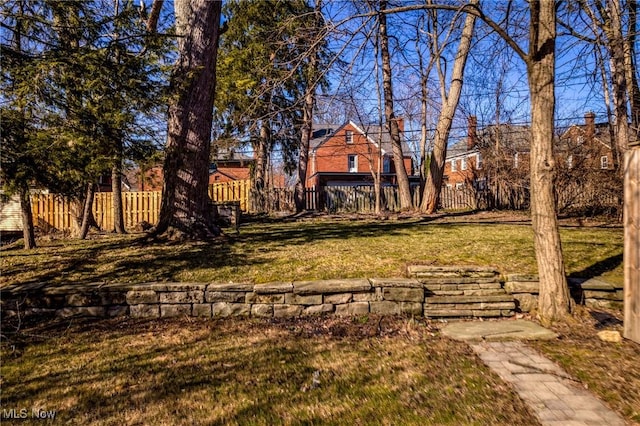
<box><xmin>19</xmin><ymin>185</ymin><xmax>36</xmax><ymax>249</ymax></box>
<box><xmin>111</xmin><ymin>0</ymin><xmax>125</xmax><ymax>234</ymax></box>
<box><xmin>420</xmin><ymin>1</ymin><xmax>477</xmax><ymax>213</ymax></box>
<box><xmin>419</xmin><ymin>75</ymin><xmax>429</xmax><ymax>185</ymax></box>
<box><xmin>112</xmin><ymin>157</ymin><xmax>126</xmax><ymax>233</ymax></box>
<box><xmin>598</xmin><ymin>0</ymin><xmax>631</xmax><ymax>157</ymax></box>
<box><xmin>252</xmin><ymin>124</ymin><xmax>270</xmax><ymax>213</ymax></box>
<box><xmin>527</xmin><ymin>0</ymin><xmax>573</xmax><ymax>323</ymax></box>
<box><xmin>294</xmin><ymin>1</ymin><xmax>322</xmax><ymax>214</ymax></box>
<box><xmin>146</xmin><ymin>0</ymin><xmax>164</xmax><ymax>32</ymax></box>
<box><xmin>625</xmin><ymin>0</ymin><xmax>640</xmax><ymax>133</ymax></box>
<box><xmin>79</xmin><ymin>182</ymin><xmax>96</xmax><ymax>240</ymax></box>
<box><xmin>379</xmin><ymin>0</ymin><xmax>412</xmax><ymax>210</ymax></box>
<box><xmin>295</xmin><ymin>82</ymin><xmax>314</xmax><ymax>213</ymax></box>
<box><xmin>156</xmin><ymin>0</ymin><xmax>222</xmax><ymax>238</ymax></box>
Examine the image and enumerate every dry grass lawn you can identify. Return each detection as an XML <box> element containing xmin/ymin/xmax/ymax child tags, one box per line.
<box><xmin>1</xmin><ymin>316</ymin><xmax>540</xmax><ymax>425</ymax></box>
<box><xmin>0</xmin><ymin>211</ymin><xmax>623</xmax><ymax>288</ymax></box>
<box><xmin>0</xmin><ymin>212</ymin><xmax>635</xmax><ymax>424</ymax></box>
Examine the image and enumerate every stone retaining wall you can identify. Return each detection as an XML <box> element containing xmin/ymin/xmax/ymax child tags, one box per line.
<box><xmin>3</xmin><ymin>267</ymin><xmax>618</xmax><ymax>320</ymax></box>
<box><xmin>1</xmin><ymin>267</ymin><xmax>515</xmax><ymax>320</ymax></box>
<box><xmin>504</xmin><ymin>274</ymin><xmax>624</xmax><ymax>312</ymax></box>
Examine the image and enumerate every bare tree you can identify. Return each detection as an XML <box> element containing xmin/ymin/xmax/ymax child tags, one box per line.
<box><xmin>374</xmin><ymin>1</ymin><xmax>573</xmax><ymax>321</ymax></box>
<box><xmin>295</xmin><ymin>1</ymin><xmax>324</xmax><ymax>214</ymax></box>
<box><xmin>377</xmin><ymin>0</ymin><xmax>412</xmax><ymax>209</ymax></box>
<box><xmin>419</xmin><ymin>1</ymin><xmax>478</xmax><ymax>213</ymax></box>
<box><xmin>525</xmin><ymin>1</ymin><xmax>574</xmax><ymax>322</ymax></box>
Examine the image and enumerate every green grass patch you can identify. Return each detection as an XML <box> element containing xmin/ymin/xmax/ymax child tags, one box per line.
<box><xmin>1</xmin><ymin>317</ymin><xmax>539</xmax><ymax>425</ymax></box>
<box><xmin>0</xmin><ymin>213</ymin><xmax>623</xmax><ymax>287</ymax></box>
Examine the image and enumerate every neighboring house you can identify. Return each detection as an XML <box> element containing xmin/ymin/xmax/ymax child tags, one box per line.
<box><xmin>0</xmin><ymin>193</ymin><xmax>22</xmax><ymax>233</ymax></box>
<box><xmin>124</xmin><ymin>164</ymin><xmax>164</xmax><ymax>192</ymax></box>
<box><xmin>306</xmin><ymin>120</ymin><xmax>415</xmax><ymax>188</ymax></box>
<box><xmin>446</xmin><ymin>112</ymin><xmax>617</xmax><ymax>201</ymax></box>
<box><xmin>557</xmin><ymin>112</ymin><xmax>615</xmax><ymax>171</ymax></box>
<box><xmin>443</xmin><ymin>116</ymin><xmax>483</xmax><ymax>190</ymax></box>
<box><xmin>209</xmin><ymin>151</ymin><xmax>254</xmax><ymax>184</ymax></box>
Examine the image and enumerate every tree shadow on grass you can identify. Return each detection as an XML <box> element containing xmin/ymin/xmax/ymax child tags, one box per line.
<box><xmin>0</xmin><ymin>317</ymin><xmax>540</xmax><ymax>426</ymax></box>
<box><xmin>0</xmin><ymin>234</ymin><xmax>266</xmax><ymax>289</ymax></box>
<box><xmin>567</xmin><ymin>253</ymin><xmax>623</xmax><ymax>280</ymax></box>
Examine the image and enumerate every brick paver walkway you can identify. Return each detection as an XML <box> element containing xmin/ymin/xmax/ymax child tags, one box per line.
<box><xmin>471</xmin><ymin>341</ymin><xmax>626</xmax><ymax>426</ymax></box>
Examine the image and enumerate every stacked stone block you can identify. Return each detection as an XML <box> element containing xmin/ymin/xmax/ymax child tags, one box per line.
<box><xmin>2</xmin><ymin>267</ymin><xmax>520</xmax><ymax>320</ymax></box>
<box><xmin>407</xmin><ymin>265</ymin><xmax>515</xmax><ymax>318</ymax></box>
<box><xmin>504</xmin><ymin>275</ymin><xmax>624</xmax><ymax>312</ymax></box>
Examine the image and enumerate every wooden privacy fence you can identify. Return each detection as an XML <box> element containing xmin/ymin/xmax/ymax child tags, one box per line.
<box><xmin>322</xmin><ymin>185</ymin><xmax>476</xmax><ymax>213</ymax></box>
<box><xmin>94</xmin><ymin>191</ymin><xmax>161</xmax><ymax>231</ymax></box>
<box><xmin>26</xmin><ymin>180</ymin><xmax>623</xmax><ymax>232</ymax></box>
<box><xmin>31</xmin><ymin>191</ymin><xmax>162</xmax><ymax>233</ymax></box>
<box><xmin>30</xmin><ymin>182</ymin><xmax>251</xmax><ymax>233</ymax></box>
<box><xmin>31</xmin><ymin>193</ymin><xmax>77</xmax><ymax>232</ymax></box>
<box><xmin>208</xmin><ymin>180</ymin><xmax>250</xmax><ymax>212</ymax></box>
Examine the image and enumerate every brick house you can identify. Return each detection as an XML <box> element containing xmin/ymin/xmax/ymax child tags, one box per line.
<box><xmin>557</xmin><ymin>112</ymin><xmax>615</xmax><ymax>171</ymax></box>
<box><xmin>306</xmin><ymin>120</ymin><xmax>415</xmax><ymax>188</ymax></box>
<box><xmin>443</xmin><ymin>116</ymin><xmax>484</xmax><ymax>190</ymax></box>
<box><xmin>209</xmin><ymin>151</ymin><xmax>254</xmax><ymax>184</ymax></box>
<box><xmin>444</xmin><ymin>113</ymin><xmax>619</xmax><ymax>210</ymax></box>
<box><xmin>123</xmin><ymin>165</ymin><xmax>164</xmax><ymax>192</ymax></box>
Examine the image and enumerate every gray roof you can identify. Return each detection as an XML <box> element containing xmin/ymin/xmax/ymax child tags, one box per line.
<box><xmin>446</xmin><ymin>123</ymin><xmax>531</xmax><ymax>160</ymax></box>
<box><xmin>311</xmin><ymin>121</ymin><xmax>412</xmax><ymax>155</ymax></box>
<box><xmin>211</xmin><ymin>149</ymin><xmax>254</xmax><ymax>162</ymax></box>
<box><xmin>310</xmin><ymin>124</ymin><xmax>343</xmax><ymax>149</ymax></box>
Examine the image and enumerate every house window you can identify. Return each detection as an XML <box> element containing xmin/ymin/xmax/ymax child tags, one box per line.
<box><xmin>514</xmin><ymin>152</ymin><xmax>519</xmax><ymax>169</ymax></box>
<box><xmin>455</xmin><ymin>182</ymin><xmax>464</xmax><ymax>190</ymax></box>
<box><xmin>476</xmin><ymin>153</ymin><xmax>482</xmax><ymax>170</ymax></box>
<box><xmin>383</xmin><ymin>157</ymin><xmax>391</xmax><ymax>173</ymax></box>
<box><xmin>451</xmin><ymin>159</ymin><xmax>457</xmax><ymax>172</ymax></box>
<box><xmin>567</xmin><ymin>155</ymin><xmax>573</xmax><ymax>169</ymax></box>
<box><xmin>348</xmin><ymin>154</ymin><xmax>358</xmax><ymax>172</ymax></box>
<box><xmin>577</xmin><ymin>136</ymin><xmax>584</xmax><ymax>144</ymax></box>
<box><xmin>475</xmin><ymin>178</ymin><xmax>487</xmax><ymax>190</ymax></box>
<box><xmin>601</xmin><ymin>155</ymin><xmax>609</xmax><ymax>169</ymax></box>
<box><xmin>346</xmin><ymin>130</ymin><xmax>353</xmax><ymax>144</ymax></box>
<box><xmin>461</xmin><ymin>157</ymin><xmax>468</xmax><ymax>171</ymax></box>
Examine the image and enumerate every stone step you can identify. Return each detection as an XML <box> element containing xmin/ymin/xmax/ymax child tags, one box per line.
<box><xmin>407</xmin><ymin>265</ymin><xmax>500</xmax><ymax>279</ymax></box>
<box><xmin>425</xmin><ymin>294</ymin><xmax>513</xmax><ymax>304</ymax></box>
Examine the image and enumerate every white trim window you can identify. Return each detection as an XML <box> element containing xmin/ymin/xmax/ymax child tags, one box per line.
<box><xmin>476</xmin><ymin>153</ymin><xmax>482</xmax><ymax>170</ymax></box>
<box><xmin>461</xmin><ymin>157</ymin><xmax>468</xmax><ymax>171</ymax></box>
<box><xmin>345</xmin><ymin>130</ymin><xmax>353</xmax><ymax>144</ymax></box>
<box><xmin>514</xmin><ymin>152</ymin><xmax>519</xmax><ymax>169</ymax></box>
<box><xmin>600</xmin><ymin>155</ymin><xmax>609</xmax><ymax>169</ymax></box>
<box><xmin>451</xmin><ymin>159</ymin><xmax>457</xmax><ymax>172</ymax></box>
<box><xmin>567</xmin><ymin>155</ymin><xmax>573</xmax><ymax>169</ymax></box>
<box><xmin>348</xmin><ymin>154</ymin><xmax>358</xmax><ymax>172</ymax></box>
<box><xmin>455</xmin><ymin>182</ymin><xmax>464</xmax><ymax>190</ymax></box>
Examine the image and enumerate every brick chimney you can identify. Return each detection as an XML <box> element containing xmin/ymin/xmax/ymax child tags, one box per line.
<box><xmin>467</xmin><ymin>116</ymin><xmax>477</xmax><ymax>150</ymax></box>
<box><xmin>584</xmin><ymin>111</ymin><xmax>595</xmax><ymax>141</ymax></box>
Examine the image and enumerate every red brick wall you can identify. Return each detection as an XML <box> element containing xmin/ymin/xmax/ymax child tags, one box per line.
<box><xmin>443</xmin><ymin>154</ymin><xmax>479</xmax><ymax>186</ymax></box>
<box><xmin>307</xmin><ymin>123</ymin><xmax>412</xmax><ymax>186</ymax></box>
<box><xmin>209</xmin><ymin>167</ymin><xmax>251</xmax><ymax>184</ymax></box>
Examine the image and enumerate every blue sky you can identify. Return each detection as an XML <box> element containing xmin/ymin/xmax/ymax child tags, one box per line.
<box><xmin>149</xmin><ymin>0</ymin><xmax>633</xmax><ymax>159</ymax></box>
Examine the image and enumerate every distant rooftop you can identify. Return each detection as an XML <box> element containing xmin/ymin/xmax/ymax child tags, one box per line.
<box><xmin>311</xmin><ymin>121</ymin><xmax>411</xmax><ymax>155</ymax></box>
